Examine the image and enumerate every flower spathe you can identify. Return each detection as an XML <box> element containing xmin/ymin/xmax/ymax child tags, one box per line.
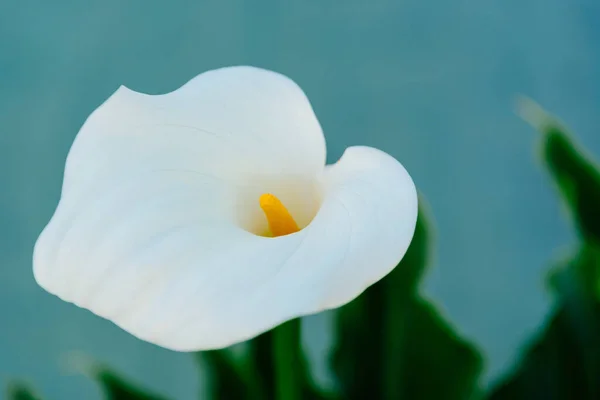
<box><xmin>33</xmin><ymin>66</ymin><xmax>418</xmax><ymax>351</ymax></box>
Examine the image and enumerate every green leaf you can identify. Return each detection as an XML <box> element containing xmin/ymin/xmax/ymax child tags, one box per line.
<box><xmin>92</xmin><ymin>367</ymin><xmax>169</xmax><ymax>400</ymax></box>
<box><xmin>547</xmin><ymin>243</ymin><xmax>600</xmax><ymax>301</ymax></box>
<box><xmin>196</xmin><ymin>349</ymin><xmax>256</xmax><ymax>400</ymax></box>
<box><xmin>5</xmin><ymin>382</ymin><xmax>42</xmax><ymax>400</ymax></box>
<box><xmin>381</xmin><ymin>198</ymin><xmax>435</xmax><ymax>399</ymax></box>
<box><xmin>398</xmin><ymin>297</ymin><xmax>483</xmax><ymax>400</ymax></box>
<box><xmin>249</xmin><ymin>320</ymin><xmax>334</xmax><ymax>400</ymax></box>
<box><xmin>519</xmin><ymin>97</ymin><xmax>600</xmax><ymax>244</ymax></box>
<box><xmin>271</xmin><ymin>320</ymin><xmax>304</xmax><ymax>400</ymax></box>
<box><xmin>488</xmin><ymin>304</ymin><xmax>600</xmax><ymax>400</ymax></box>
<box><xmin>542</xmin><ymin>126</ymin><xmax>600</xmax><ymax>243</ymax></box>
<box><xmin>197</xmin><ymin>320</ymin><xmax>332</xmax><ymax>400</ymax></box>
<box><xmin>69</xmin><ymin>355</ymin><xmax>168</xmax><ymax>400</ymax></box>
<box><xmin>332</xmin><ymin>202</ymin><xmax>431</xmax><ymax>398</ymax></box>
<box><xmin>524</xmin><ymin>99</ymin><xmax>600</xmax><ymax>301</ymax></box>
<box><xmin>493</xmin><ymin>243</ymin><xmax>600</xmax><ymax>400</ymax></box>
<box><xmin>332</xmin><ymin>201</ymin><xmax>483</xmax><ymax>400</ymax></box>
<box><xmin>331</xmin><ymin>279</ymin><xmax>386</xmax><ymax>398</ymax></box>
<box><xmin>487</xmin><ymin>99</ymin><xmax>600</xmax><ymax>399</ymax></box>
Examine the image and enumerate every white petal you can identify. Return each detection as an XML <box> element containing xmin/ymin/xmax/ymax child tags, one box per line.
<box><xmin>158</xmin><ymin>146</ymin><xmax>417</xmax><ymax>350</ymax></box>
<box><xmin>61</xmin><ymin>66</ymin><xmax>326</xmax><ymax>199</ymax></box>
<box><xmin>34</xmin><ymin>66</ymin><xmax>417</xmax><ymax>351</ymax></box>
<box><xmin>34</xmin><ymin>66</ymin><xmax>325</xmax><ymax>288</ymax></box>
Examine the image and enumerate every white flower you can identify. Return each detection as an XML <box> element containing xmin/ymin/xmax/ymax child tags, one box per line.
<box><xmin>33</xmin><ymin>66</ymin><xmax>418</xmax><ymax>351</ymax></box>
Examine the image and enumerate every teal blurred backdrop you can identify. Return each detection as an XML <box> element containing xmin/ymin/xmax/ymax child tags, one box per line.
<box><xmin>2</xmin><ymin>0</ymin><xmax>600</xmax><ymax>399</ymax></box>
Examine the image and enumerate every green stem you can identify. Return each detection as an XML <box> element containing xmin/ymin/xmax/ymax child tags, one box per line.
<box><xmin>383</xmin><ymin>287</ymin><xmax>410</xmax><ymax>400</ymax></box>
<box><xmin>273</xmin><ymin>319</ymin><xmax>302</xmax><ymax>400</ymax></box>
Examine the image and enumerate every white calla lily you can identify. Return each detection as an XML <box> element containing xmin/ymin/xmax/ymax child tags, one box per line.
<box><xmin>33</xmin><ymin>66</ymin><xmax>418</xmax><ymax>351</ymax></box>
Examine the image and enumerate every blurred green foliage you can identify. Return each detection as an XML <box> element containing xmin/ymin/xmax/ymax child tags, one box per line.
<box><xmin>198</xmin><ymin>319</ymin><xmax>331</xmax><ymax>400</ymax></box>
<box><xmin>87</xmin><ymin>365</ymin><xmax>169</xmax><ymax>400</ymax></box>
<box><xmin>7</xmin><ymin>101</ymin><xmax>600</xmax><ymax>399</ymax></box>
<box><xmin>6</xmin><ymin>382</ymin><xmax>42</xmax><ymax>400</ymax></box>
<box><xmin>332</xmin><ymin>204</ymin><xmax>483</xmax><ymax>400</ymax></box>
<box><xmin>488</xmin><ymin>103</ymin><xmax>600</xmax><ymax>400</ymax></box>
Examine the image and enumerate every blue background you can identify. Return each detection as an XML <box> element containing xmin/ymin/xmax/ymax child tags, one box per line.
<box><xmin>2</xmin><ymin>0</ymin><xmax>600</xmax><ymax>399</ymax></box>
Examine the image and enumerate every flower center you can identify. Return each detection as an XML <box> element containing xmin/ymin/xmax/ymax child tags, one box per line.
<box><xmin>259</xmin><ymin>193</ymin><xmax>300</xmax><ymax>237</ymax></box>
